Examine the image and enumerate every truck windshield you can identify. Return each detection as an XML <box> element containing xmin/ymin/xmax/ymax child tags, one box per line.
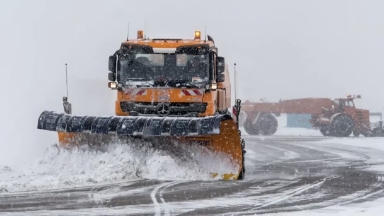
<box><xmin>118</xmin><ymin>53</ymin><xmax>209</xmax><ymax>86</ymax></box>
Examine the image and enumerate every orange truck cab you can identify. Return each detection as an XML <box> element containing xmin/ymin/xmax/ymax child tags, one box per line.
<box><xmin>107</xmin><ymin>30</ymin><xmax>232</xmax><ymax>117</ymax></box>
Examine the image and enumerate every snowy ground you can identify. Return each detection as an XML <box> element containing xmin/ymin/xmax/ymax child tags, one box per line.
<box><xmin>285</xmin><ymin>137</ymin><xmax>384</xmax><ymax>216</ymax></box>
<box><xmin>261</xmin><ymin>198</ymin><xmax>384</xmax><ymax>216</ymax></box>
<box><xmin>243</xmin><ymin>115</ymin><xmax>384</xmax><ymax>216</ymax></box>
<box><xmin>1</xmin><ymin>115</ymin><xmax>384</xmax><ymax>215</ymax></box>
<box><xmin>0</xmin><ymin>142</ymin><xmax>238</xmax><ymax>194</ymax></box>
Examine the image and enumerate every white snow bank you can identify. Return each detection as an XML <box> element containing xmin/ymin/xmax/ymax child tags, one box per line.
<box><xmin>0</xmin><ymin>141</ymin><xmax>238</xmax><ymax>194</ymax></box>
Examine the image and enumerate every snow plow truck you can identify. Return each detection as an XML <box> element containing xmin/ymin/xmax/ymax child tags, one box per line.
<box><xmin>37</xmin><ymin>30</ymin><xmax>246</xmax><ymax>180</ymax></box>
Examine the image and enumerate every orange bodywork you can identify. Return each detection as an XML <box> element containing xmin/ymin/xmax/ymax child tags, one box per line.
<box><xmin>58</xmin><ymin>131</ymin><xmax>74</xmax><ymax>146</ymax></box>
<box><xmin>242</xmin><ymin>98</ymin><xmax>334</xmax><ymax>114</ymax></box>
<box><xmin>121</xmin><ymin>39</ymin><xmax>215</xmax><ymax>49</ymax></box>
<box><xmin>52</xmin><ymin>31</ymin><xmax>243</xmax><ymax>180</ymax></box>
<box><xmin>167</xmin><ymin>118</ymin><xmax>243</xmax><ymax>180</ymax></box>
<box><xmin>115</xmin><ymin>88</ymin><xmax>217</xmax><ymax>117</ymax></box>
<box><xmin>113</xmin><ymin>35</ymin><xmax>232</xmax><ymax>117</ymax></box>
<box><xmin>345</xmin><ymin>107</ymin><xmax>371</xmax><ymax>131</ymax></box>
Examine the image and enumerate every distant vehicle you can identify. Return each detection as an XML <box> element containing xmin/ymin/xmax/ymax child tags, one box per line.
<box><xmin>241</xmin><ymin>95</ymin><xmax>382</xmax><ymax>137</ymax></box>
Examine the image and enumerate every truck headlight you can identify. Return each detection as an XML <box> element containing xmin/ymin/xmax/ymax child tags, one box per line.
<box><xmin>108</xmin><ymin>82</ymin><xmax>117</xmax><ymax>89</ymax></box>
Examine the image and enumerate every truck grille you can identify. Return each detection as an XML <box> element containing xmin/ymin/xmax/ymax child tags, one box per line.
<box><xmin>120</xmin><ymin>102</ymin><xmax>207</xmax><ymax>116</ymax></box>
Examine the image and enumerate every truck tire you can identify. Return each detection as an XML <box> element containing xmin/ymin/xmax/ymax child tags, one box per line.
<box><xmin>256</xmin><ymin>113</ymin><xmax>278</xmax><ymax>135</ymax></box>
<box><xmin>237</xmin><ymin>139</ymin><xmax>246</xmax><ymax>180</ymax></box>
<box><xmin>238</xmin><ymin>165</ymin><xmax>245</xmax><ymax>180</ymax></box>
<box><xmin>353</xmin><ymin>130</ymin><xmax>360</xmax><ymax>137</ymax></box>
<box><xmin>244</xmin><ymin>118</ymin><xmax>259</xmax><ymax>135</ymax></box>
<box><xmin>373</xmin><ymin>128</ymin><xmax>384</xmax><ymax>137</ymax></box>
<box><xmin>320</xmin><ymin>125</ymin><xmax>330</xmax><ymax>136</ymax></box>
<box><xmin>329</xmin><ymin>114</ymin><xmax>354</xmax><ymax>137</ymax></box>
<box><xmin>244</xmin><ymin>113</ymin><xmax>278</xmax><ymax>136</ymax></box>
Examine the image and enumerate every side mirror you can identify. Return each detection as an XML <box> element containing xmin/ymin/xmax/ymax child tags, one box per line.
<box><xmin>108</xmin><ymin>72</ymin><xmax>115</xmax><ymax>81</ymax></box>
<box><xmin>108</xmin><ymin>55</ymin><xmax>116</xmax><ymax>72</ymax></box>
<box><xmin>217</xmin><ymin>73</ymin><xmax>225</xmax><ymax>82</ymax></box>
<box><xmin>216</xmin><ymin>56</ymin><xmax>225</xmax><ymax>73</ymax></box>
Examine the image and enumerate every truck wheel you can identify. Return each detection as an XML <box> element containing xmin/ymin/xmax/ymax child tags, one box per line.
<box><xmin>353</xmin><ymin>130</ymin><xmax>360</xmax><ymax>137</ymax></box>
<box><xmin>256</xmin><ymin>113</ymin><xmax>278</xmax><ymax>136</ymax></box>
<box><xmin>238</xmin><ymin>165</ymin><xmax>245</xmax><ymax>180</ymax></box>
<box><xmin>244</xmin><ymin>118</ymin><xmax>259</xmax><ymax>135</ymax></box>
<box><xmin>329</xmin><ymin>114</ymin><xmax>354</xmax><ymax>137</ymax></box>
<box><xmin>237</xmin><ymin>139</ymin><xmax>246</xmax><ymax>180</ymax></box>
<box><xmin>373</xmin><ymin>128</ymin><xmax>384</xmax><ymax>137</ymax></box>
<box><xmin>219</xmin><ymin>110</ymin><xmax>231</xmax><ymax>115</ymax></box>
<box><xmin>320</xmin><ymin>126</ymin><xmax>330</xmax><ymax>136</ymax></box>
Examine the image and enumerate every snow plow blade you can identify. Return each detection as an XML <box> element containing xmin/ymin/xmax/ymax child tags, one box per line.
<box><xmin>37</xmin><ymin>111</ymin><xmax>244</xmax><ymax>180</ymax></box>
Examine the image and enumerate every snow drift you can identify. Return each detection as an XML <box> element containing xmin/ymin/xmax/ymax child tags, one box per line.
<box><xmin>0</xmin><ymin>141</ymin><xmax>238</xmax><ymax>194</ymax></box>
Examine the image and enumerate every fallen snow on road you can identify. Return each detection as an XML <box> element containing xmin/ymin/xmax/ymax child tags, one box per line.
<box><xmin>261</xmin><ymin>196</ymin><xmax>384</xmax><ymax>216</ymax></box>
<box><xmin>2</xmin><ymin>126</ymin><xmax>384</xmax><ymax>215</ymax></box>
<box><xmin>0</xmin><ymin>142</ymin><xmax>238</xmax><ymax>194</ymax></box>
<box><xmin>318</xmin><ymin>137</ymin><xmax>384</xmax><ymax>173</ymax></box>
<box><xmin>322</xmin><ymin>137</ymin><xmax>384</xmax><ymax>151</ymax></box>
<box><xmin>275</xmin><ymin>127</ymin><xmax>322</xmax><ymax>136</ymax></box>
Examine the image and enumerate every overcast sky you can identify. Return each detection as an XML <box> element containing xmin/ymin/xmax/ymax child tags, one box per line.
<box><xmin>1</xmin><ymin>0</ymin><xmax>384</xmax><ymax>168</ymax></box>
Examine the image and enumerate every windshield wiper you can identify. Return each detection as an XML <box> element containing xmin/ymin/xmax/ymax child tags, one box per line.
<box><xmin>176</xmin><ymin>82</ymin><xmax>200</xmax><ymax>88</ymax></box>
<box><xmin>125</xmin><ymin>78</ymin><xmax>154</xmax><ymax>87</ymax></box>
<box><xmin>172</xmin><ymin>81</ymin><xmax>200</xmax><ymax>88</ymax></box>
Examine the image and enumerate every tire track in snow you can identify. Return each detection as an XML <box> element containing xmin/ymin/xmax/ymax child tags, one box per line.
<box><xmin>151</xmin><ymin>181</ymin><xmax>183</xmax><ymax>216</ymax></box>
<box><xmin>329</xmin><ymin>175</ymin><xmax>384</xmax><ymax>207</ymax></box>
<box><xmin>159</xmin><ymin>181</ymin><xmax>184</xmax><ymax>216</ymax></box>
<box><xmin>251</xmin><ymin>177</ymin><xmax>330</xmax><ymax>211</ymax></box>
<box><xmin>151</xmin><ymin>182</ymin><xmax>169</xmax><ymax>216</ymax></box>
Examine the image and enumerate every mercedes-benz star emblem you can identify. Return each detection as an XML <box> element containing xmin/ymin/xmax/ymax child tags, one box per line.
<box><xmin>156</xmin><ymin>103</ymin><xmax>170</xmax><ymax>116</ymax></box>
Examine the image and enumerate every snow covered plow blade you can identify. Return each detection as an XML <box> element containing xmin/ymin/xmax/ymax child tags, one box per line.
<box><xmin>37</xmin><ymin>111</ymin><xmax>244</xmax><ymax>180</ymax></box>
